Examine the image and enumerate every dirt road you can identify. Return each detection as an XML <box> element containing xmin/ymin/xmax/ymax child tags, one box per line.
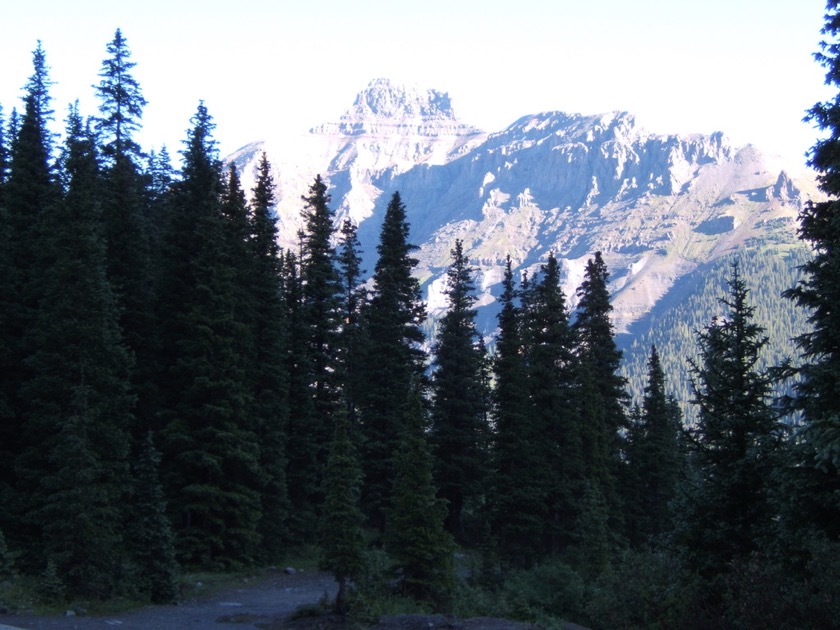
<box><xmin>0</xmin><ymin>569</ymin><xmax>336</xmax><ymax>630</ymax></box>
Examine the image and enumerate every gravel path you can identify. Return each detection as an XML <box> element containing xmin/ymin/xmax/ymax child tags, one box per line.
<box><xmin>0</xmin><ymin>569</ymin><xmax>336</xmax><ymax>630</ymax></box>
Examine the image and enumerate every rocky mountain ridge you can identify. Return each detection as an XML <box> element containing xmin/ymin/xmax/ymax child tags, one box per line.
<box><xmin>228</xmin><ymin>78</ymin><xmax>820</xmax><ymax>336</ymax></box>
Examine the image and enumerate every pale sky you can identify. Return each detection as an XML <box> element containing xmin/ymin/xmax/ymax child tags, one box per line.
<box><xmin>0</xmin><ymin>0</ymin><xmax>831</xmax><ymax>168</ymax></box>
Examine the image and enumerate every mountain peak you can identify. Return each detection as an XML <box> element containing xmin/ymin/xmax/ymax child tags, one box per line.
<box><xmin>353</xmin><ymin>78</ymin><xmax>453</xmax><ymax>119</ymax></box>
<box><xmin>311</xmin><ymin>78</ymin><xmax>482</xmax><ymax>137</ymax></box>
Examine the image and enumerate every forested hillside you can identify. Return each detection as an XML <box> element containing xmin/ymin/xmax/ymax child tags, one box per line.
<box><xmin>2</xmin><ymin>11</ymin><xmax>840</xmax><ymax>629</ymax></box>
<box><xmin>621</xmin><ymin>246</ymin><xmax>812</xmax><ymax>418</ymax></box>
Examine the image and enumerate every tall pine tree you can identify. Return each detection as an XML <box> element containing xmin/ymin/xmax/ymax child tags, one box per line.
<box><xmin>783</xmin><ymin>0</ymin><xmax>840</xmax><ymax>540</ymax></box>
<box><xmin>16</xmin><ymin>105</ymin><xmax>134</xmax><ymax>597</ymax></box>
<box><xmin>429</xmin><ymin>239</ymin><xmax>490</xmax><ymax>541</ymax></box>
<box><xmin>319</xmin><ymin>404</ymin><xmax>366</xmax><ymax>614</ymax></box>
<box><xmin>336</xmin><ymin>217</ymin><xmax>367</xmax><ymax>423</ymax></box>
<box><xmin>2</xmin><ymin>42</ymin><xmax>61</xmax><ymax>547</ymax></box>
<box><xmin>127</xmin><ymin>431</ymin><xmax>179</xmax><ymax>603</ymax></box>
<box><xmin>93</xmin><ymin>28</ymin><xmax>146</xmax><ymax>161</ymax></box>
<box><xmin>94</xmin><ymin>29</ymin><xmax>157</xmax><ymax>436</ymax></box>
<box><xmin>285</xmin><ymin>175</ymin><xmax>342</xmax><ymax>540</ymax></box>
<box><xmin>522</xmin><ymin>253</ymin><xmax>582</xmax><ymax>556</ymax></box>
<box><xmin>572</xmin><ymin>251</ymin><xmax>627</xmax><ymax>546</ymax></box>
<box><xmin>359</xmin><ymin>191</ymin><xmax>427</xmax><ymax>531</ymax></box>
<box><xmin>678</xmin><ymin>262</ymin><xmax>784</xmax><ymax>578</ymax></box>
<box><xmin>624</xmin><ymin>345</ymin><xmax>683</xmax><ymax>546</ymax></box>
<box><xmin>491</xmin><ymin>257</ymin><xmax>548</xmax><ymax>568</ymax></box>
<box><xmin>157</xmin><ymin>104</ymin><xmax>261</xmax><ymax>568</ymax></box>
<box><xmin>386</xmin><ymin>385</ymin><xmax>456</xmax><ymax>608</ymax></box>
<box><xmin>248</xmin><ymin>153</ymin><xmax>291</xmax><ymax>558</ymax></box>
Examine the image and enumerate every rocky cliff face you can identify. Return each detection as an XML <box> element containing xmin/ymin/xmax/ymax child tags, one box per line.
<box><xmin>228</xmin><ymin>78</ymin><xmax>820</xmax><ymax>335</ymax></box>
<box><xmin>229</xmin><ymin>78</ymin><xmax>484</xmax><ymax>237</ymax></box>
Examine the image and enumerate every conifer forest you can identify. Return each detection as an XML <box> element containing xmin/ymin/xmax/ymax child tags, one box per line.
<box><xmin>2</xmin><ymin>4</ymin><xmax>840</xmax><ymax>627</ymax></box>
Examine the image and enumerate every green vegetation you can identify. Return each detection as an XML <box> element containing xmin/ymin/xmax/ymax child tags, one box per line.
<box><xmin>621</xmin><ymin>246</ymin><xmax>812</xmax><ymax>421</ymax></box>
<box><xmin>3</xmin><ymin>8</ymin><xmax>840</xmax><ymax>628</ymax></box>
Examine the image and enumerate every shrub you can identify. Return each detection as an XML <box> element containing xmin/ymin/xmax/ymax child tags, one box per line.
<box><xmin>497</xmin><ymin>560</ymin><xmax>586</xmax><ymax>625</ymax></box>
<box><xmin>585</xmin><ymin>548</ymin><xmax>695</xmax><ymax>629</ymax></box>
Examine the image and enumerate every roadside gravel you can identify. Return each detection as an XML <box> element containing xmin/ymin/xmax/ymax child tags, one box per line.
<box><xmin>0</xmin><ymin>569</ymin><xmax>335</xmax><ymax>630</ymax></box>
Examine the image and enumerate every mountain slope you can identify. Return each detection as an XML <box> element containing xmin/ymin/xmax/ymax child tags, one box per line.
<box><xmin>227</xmin><ymin>78</ymin><xmax>819</xmax><ymax>358</ymax></box>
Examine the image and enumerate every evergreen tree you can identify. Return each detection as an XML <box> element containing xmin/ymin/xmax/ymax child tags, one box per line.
<box><xmin>249</xmin><ymin>154</ymin><xmax>291</xmax><ymax>546</ymax></box>
<box><xmin>385</xmin><ymin>386</ymin><xmax>456</xmax><ymax>607</ymax></box>
<box><xmin>157</xmin><ymin>104</ymin><xmax>261</xmax><ymax>568</ymax></box>
<box><xmin>0</xmin><ymin>527</ymin><xmax>14</xmax><ymax>580</ymax></box>
<box><xmin>94</xmin><ymin>29</ymin><xmax>157</xmax><ymax>436</ymax></box>
<box><xmin>491</xmin><ymin>257</ymin><xmax>548</xmax><ymax>568</ymax></box>
<box><xmin>319</xmin><ymin>405</ymin><xmax>366</xmax><ymax>614</ymax></box>
<box><xmin>16</xmin><ymin>105</ymin><xmax>134</xmax><ymax>596</ymax></box>
<box><xmin>429</xmin><ymin>240</ymin><xmax>490</xmax><ymax>541</ymax></box>
<box><xmin>574</xmin><ymin>480</ymin><xmax>611</xmax><ymax>579</ymax></box>
<box><xmin>281</xmin><ymin>246</ymin><xmax>319</xmax><ymax>541</ymax></box>
<box><xmin>0</xmin><ymin>104</ymin><xmax>8</xmax><ymax>191</ymax></box>
<box><xmin>625</xmin><ymin>346</ymin><xmax>683</xmax><ymax>546</ymax></box>
<box><xmin>572</xmin><ymin>251</ymin><xmax>626</xmax><ymax>542</ymax></box>
<box><xmin>93</xmin><ymin>28</ymin><xmax>146</xmax><ymax>161</ymax></box>
<box><xmin>678</xmin><ymin>262</ymin><xmax>785</xmax><ymax>578</ymax></box>
<box><xmin>783</xmin><ymin>0</ymin><xmax>840</xmax><ymax>540</ymax></box>
<box><xmin>284</xmin><ymin>175</ymin><xmax>341</xmax><ymax>539</ymax></box>
<box><xmin>359</xmin><ymin>191</ymin><xmax>427</xmax><ymax>531</ymax></box>
<box><xmin>24</xmin><ymin>41</ymin><xmax>55</xmax><ymax>126</ymax></box>
<box><xmin>220</xmin><ymin>163</ymin><xmax>256</xmax><ymax>360</ymax></box>
<box><xmin>0</xmin><ymin>108</ymin><xmax>14</xmax><ymax>513</ymax></box>
<box><xmin>522</xmin><ymin>253</ymin><xmax>582</xmax><ymax>555</ymax></box>
<box><xmin>1</xmin><ymin>46</ymin><xmax>60</xmax><ymax>522</ymax></box>
<box><xmin>248</xmin><ymin>153</ymin><xmax>290</xmax><ymax>558</ymax></box>
<box><xmin>145</xmin><ymin>145</ymin><xmax>174</xmax><ymax>230</ymax></box>
<box><xmin>300</xmin><ymin>174</ymin><xmax>342</xmax><ymax>417</ymax></box>
<box><xmin>336</xmin><ymin>217</ymin><xmax>367</xmax><ymax>420</ymax></box>
<box><xmin>127</xmin><ymin>432</ymin><xmax>179</xmax><ymax>604</ymax></box>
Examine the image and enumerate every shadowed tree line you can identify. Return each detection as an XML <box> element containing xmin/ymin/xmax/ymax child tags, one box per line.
<box><xmin>1</xmin><ymin>12</ymin><xmax>840</xmax><ymax>627</ymax></box>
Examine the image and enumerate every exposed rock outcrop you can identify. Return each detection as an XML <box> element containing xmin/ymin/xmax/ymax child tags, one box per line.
<box><xmin>227</xmin><ymin>79</ymin><xmax>820</xmax><ymax>334</ymax></box>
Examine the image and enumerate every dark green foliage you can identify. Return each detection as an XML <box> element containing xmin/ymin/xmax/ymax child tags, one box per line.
<box><xmin>284</xmin><ymin>175</ymin><xmax>342</xmax><ymax>540</ymax></box>
<box><xmin>676</xmin><ymin>263</ymin><xmax>785</xmax><ymax>579</ymax></box>
<box><xmin>23</xmin><ymin>41</ymin><xmax>54</xmax><ymax>125</ymax></box>
<box><xmin>624</xmin><ymin>346</ymin><xmax>683</xmax><ymax>546</ymax></box>
<box><xmin>94</xmin><ymin>29</ymin><xmax>146</xmax><ymax>161</ymax></box>
<box><xmin>142</xmin><ymin>146</ymin><xmax>174</xmax><ymax>259</ymax></box>
<box><xmin>496</xmin><ymin>560</ymin><xmax>586</xmax><ymax>626</ymax></box>
<box><xmin>572</xmin><ymin>252</ymin><xmax>626</xmax><ymax>539</ymax></box>
<box><xmin>0</xmin><ymin>130</ymin><xmax>14</xmax><ymax>513</ymax></box>
<box><xmin>94</xmin><ymin>30</ymin><xmax>156</xmax><ymax>436</ymax></box>
<box><xmin>320</xmin><ymin>406</ymin><xmax>366</xmax><ymax>614</ymax></box>
<box><xmin>783</xmin><ymin>0</ymin><xmax>840</xmax><ymax>540</ymax></box>
<box><xmin>0</xmin><ymin>528</ymin><xmax>14</xmax><ymax>580</ymax></box>
<box><xmin>300</xmin><ymin>174</ymin><xmax>342</xmax><ymax>418</ymax></box>
<box><xmin>622</xmin><ymin>248</ymin><xmax>812</xmax><ymax>420</ymax></box>
<box><xmin>490</xmin><ymin>257</ymin><xmax>545</xmax><ymax>568</ymax></box>
<box><xmin>584</xmin><ymin>549</ymin><xmax>694</xmax><ymax>630</ymax></box>
<box><xmin>128</xmin><ymin>432</ymin><xmax>179</xmax><ymax>604</ymax></box>
<box><xmin>385</xmin><ymin>388</ymin><xmax>456</xmax><ymax>608</ymax></box>
<box><xmin>337</xmin><ymin>217</ymin><xmax>367</xmax><ymax>419</ymax></box>
<box><xmin>429</xmin><ymin>240</ymin><xmax>490</xmax><ymax>541</ymax></box>
<box><xmin>521</xmin><ymin>253</ymin><xmax>582</xmax><ymax>555</ymax></box>
<box><xmin>0</xmin><ymin>105</ymin><xmax>9</xmax><ymax>190</ymax></box>
<box><xmin>248</xmin><ymin>153</ymin><xmax>290</xmax><ymax>558</ymax></box>
<box><xmin>570</xmin><ymin>481</ymin><xmax>611</xmax><ymax>579</ymax></box>
<box><xmin>4</xmin><ymin>30</ymin><xmax>838</xmax><ymax>625</ymax></box>
<box><xmin>38</xmin><ymin>559</ymin><xmax>66</xmax><ymax>604</ymax></box>
<box><xmin>1</xmin><ymin>47</ymin><xmax>60</xmax><ymax>512</ymax></box>
<box><xmin>359</xmin><ymin>191</ymin><xmax>427</xmax><ymax>530</ymax></box>
<box><xmin>281</xmin><ymin>247</ymin><xmax>320</xmax><ymax>541</ymax></box>
<box><xmin>157</xmin><ymin>104</ymin><xmax>261</xmax><ymax>568</ymax></box>
<box><xmin>16</xmin><ymin>106</ymin><xmax>133</xmax><ymax>598</ymax></box>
